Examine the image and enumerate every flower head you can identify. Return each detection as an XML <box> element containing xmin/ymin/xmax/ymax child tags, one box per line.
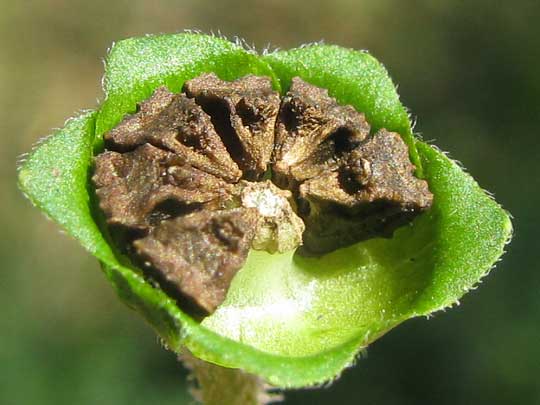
<box><xmin>17</xmin><ymin>33</ymin><xmax>511</xmax><ymax>388</ymax></box>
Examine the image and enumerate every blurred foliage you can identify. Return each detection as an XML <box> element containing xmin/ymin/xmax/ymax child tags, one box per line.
<box><xmin>1</xmin><ymin>0</ymin><xmax>538</xmax><ymax>404</ymax></box>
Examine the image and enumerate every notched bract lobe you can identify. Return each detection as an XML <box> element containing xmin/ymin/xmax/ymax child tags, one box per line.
<box><xmin>134</xmin><ymin>208</ymin><xmax>258</xmax><ymax>313</ymax></box>
<box><xmin>184</xmin><ymin>73</ymin><xmax>281</xmax><ymax>180</ymax></box>
<box><xmin>93</xmin><ymin>73</ymin><xmax>433</xmax><ymax>315</ymax></box>
<box><xmin>93</xmin><ymin>143</ymin><xmax>234</xmax><ymax>230</ymax></box>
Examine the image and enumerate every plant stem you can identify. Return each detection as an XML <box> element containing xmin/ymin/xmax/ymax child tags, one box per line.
<box><xmin>181</xmin><ymin>352</ymin><xmax>283</xmax><ymax>405</ymax></box>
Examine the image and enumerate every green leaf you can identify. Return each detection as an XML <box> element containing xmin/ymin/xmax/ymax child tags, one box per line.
<box><xmin>18</xmin><ymin>112</ymin><xmax>101</xmax><ymax>251</ymax></box>
<box><xmin>18</xmin><ymin>36</ymin><xmax>511</xmax><ymax>389</ymax></box>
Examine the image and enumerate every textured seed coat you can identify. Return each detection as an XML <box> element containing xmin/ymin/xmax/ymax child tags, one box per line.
<box><xmin>93</xmin><ymin>74</ymin><xmax>433</xmax><ymax>314</ymax></box>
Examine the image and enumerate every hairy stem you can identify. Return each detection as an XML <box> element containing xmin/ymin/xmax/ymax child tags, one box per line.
<box><xmin>181</xmin><ymin>352</ymin><xmax>283</xmax><ymax>405</ymax></box>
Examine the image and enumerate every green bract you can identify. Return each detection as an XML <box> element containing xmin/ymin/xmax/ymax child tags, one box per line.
<box><xmin>18</xmin><ymin>33</ymin><xmax>511</xmax><ymax>388</ymax></box>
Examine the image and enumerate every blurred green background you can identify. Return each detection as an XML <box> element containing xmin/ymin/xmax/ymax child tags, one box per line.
<box><xmin>2</xmin><ymin>0</ymin><xmax>539</xmax><ymax>404</ymax></box>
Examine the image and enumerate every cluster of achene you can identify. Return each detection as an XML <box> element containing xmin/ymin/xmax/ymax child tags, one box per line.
<box><xmin>92</xmin><ymin>73</ymin><xmax>432</xmax><ymax>314</ymax></box>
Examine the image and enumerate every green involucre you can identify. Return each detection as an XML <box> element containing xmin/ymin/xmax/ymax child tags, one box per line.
<box><xmin>17</xmin><ymin>33</ymin><xmax>512</xmax><ymax>388</ymax></box>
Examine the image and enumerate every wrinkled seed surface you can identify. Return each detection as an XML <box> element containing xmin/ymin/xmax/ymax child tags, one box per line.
<box><xmin>93</xmin><ymin>74</ymin><xmax>433</xmax><ymax>314</ymax></box>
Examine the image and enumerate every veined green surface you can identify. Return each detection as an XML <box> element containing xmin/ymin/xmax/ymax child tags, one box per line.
<box><xmin>17</xmin><ymin>33</ymin><xmax>512</xmax><ymax>388</ymax></box>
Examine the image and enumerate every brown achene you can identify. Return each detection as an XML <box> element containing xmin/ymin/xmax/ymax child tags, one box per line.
<box><xmin>92</xmin><ymin>73</ymin><xmax>433</xmax><ymax>314</ymax></box>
